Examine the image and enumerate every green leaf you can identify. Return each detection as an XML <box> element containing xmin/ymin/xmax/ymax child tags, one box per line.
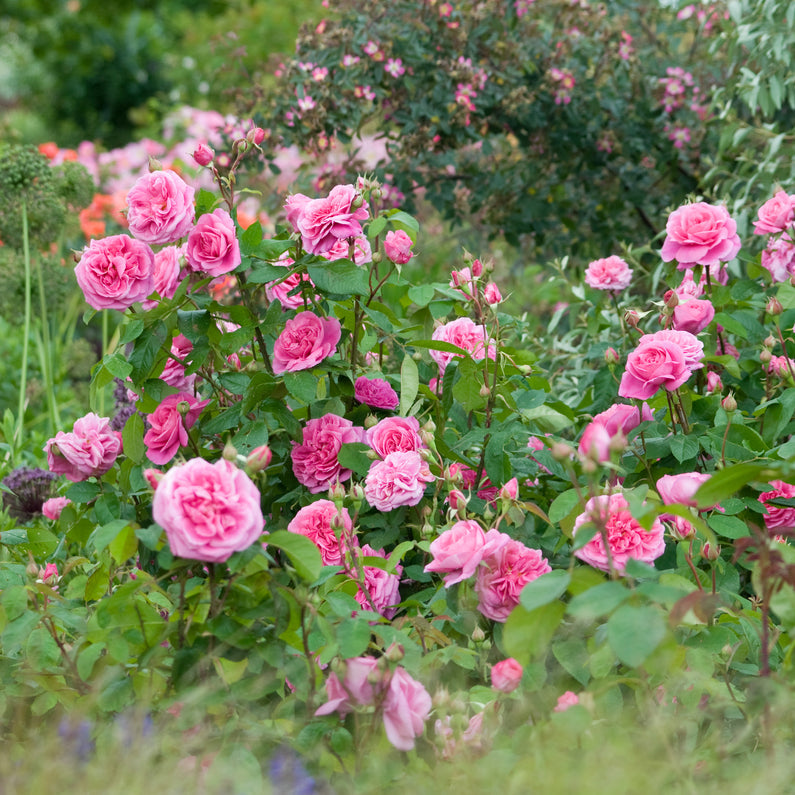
<box><xmin>567</xmin><ymin>581</ymin><xmax>631</xmax><ymax>620</ymax></box>
<box><xmin>247</xmin><ymin>261</ymin><xmax>296</xmax><ymax>285</ymax></box>
<box><xmin>386</xmin><ymin>209</ymin><xmax>419</xmax><ymax>238</ymax></box>
<box><xmin>549</xmin><ymin>489</ymin><xmax>580</xmax><ymax>526</ymax></box>
<box><xmin>195</xmin><ymin>188</ymin><xmax>218</xmax><ymax>216</ymax></box>
<box><xmin>65</xmin><ymin>481</ymin><xmax>100</xmax><ymax>504</ymax></box>
<box><xmin>338</xmin><ymin>443</ymin><xmax>373</xmax><ymax>477</ymax></box>
<box><xmin>97</xmin><ymin>677</ymin><xmax>135</xmax><ymax>712</ymax></box>
<box><xmin>109</xmin><ymin>524</ymin><xmax>138</xmax><ymax>564</ymax></box>
<box><xmin>307</xmin><ymin>260</ymin><xmax>370</xmax><ymax>296</ymax></box>
<box><xmin>695</xmin><ymin>462</ymin><xmax>778</xmax><ymax>509</ymax></box>
<box><xmin>408</xmin><ymin>284</ymin><xmax>435</xmax><ymax>306</ymax></box>
<box><xmin>91</xmin><ymin>520</ymin><xmax>129</xmax><ymax>554</ymax></box>
<box><xmin>265</xmin><ymin>530</ymin><xmax>323</xmax><ymax>582</ymax></box>
<box><xmin>135</xmin><ymin>524</ymin><xmax>163</xmax><ymax>550</ymax></box>
<box><xmin>122</xmin><ymin>411</ymin><xmax>146</xmax><ymax>465</ymax></box>
<box><xmin>453</xmin><ymin>357</ymin><xmax>486</xmax><ymax>412</ymax></box>
<box><xmin>503</xmin><ymin>601</ymin><xmax>566</xmax><ymax>662</ymax></box>
<box><xmin>337</xmin><ymin>617</ymin><xmax>372</xmax><ymax>658</ymax></box>
<box><xmin>520</xmin><ymin>570</ymin><xmax>570</xmax><ymax>612</ymax></box>
<box><xmin>283</xmin><ymin>371</ymin><xmax>318</xmax><ymax>403</ymax></box>
<box><xmin>708</xmin><ymin>514</ymin><xmax>751</xmax><ymax>540</ymax></box>
<box><xmin>670</xmin><ymin>435</ymin><xmax>699</xmax><ymax>463</ymax></box>
<box><xmin>400</xmin><ymin>355</ymin><xmax>419</xmax><ymax>416</ymax></box>
<box><xmin>26</xmin><ymin>626</ymin><xmax>61</xmax><ymax>671</ymax></box>
<box><xmin>77</xmin><ymin>643</ymin><xmax>105</xmax><ymax>680</ymax></box>
<box><xmin>606</xmin><ymin>604</ymin><xmax>666</xmax><ymax>667</ymax></box>
<box><xmin>177</xmin><ymin>309</ymin><xmax>211</xmax><ymax>343</ymax></box>
<box><xmin>103</xmin><ymin>353</ymin><xmax>132</xmax><ymax>380</ymax></box>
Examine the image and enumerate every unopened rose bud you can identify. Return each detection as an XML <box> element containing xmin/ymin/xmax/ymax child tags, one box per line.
<box><xmin>608</xmin><ymin>431</ymin><xmax>627</xmax><ymax>454</ymax></box>
<box><xmin>706</xmin><ymin>371</ymin><xmax>722</xmax><ymax>393</ymax></box>
<box><xmin>499</xmin><ymin>477</ymin><xmax>519</xmax><ymax>501</ymax></box>
<box><xmin>364</xmin><ymin>414</ymin><xmax>379</xmax><ymax>429</ymax></box>
<box><xmin>670</xmin><ymin>516</ymin><xmax>696</xmax><ymax>541</ymax></box>
<box><xmin>422</xmin><ymin>419</ymin><xmax>436</xmax><ymax>435</ymax></box>
<box><xmin>764</xmin><ymin>335</ymin><xmax>777</xmax><ymax>350</ymax></box>
<box><xmin>350</xmin><ymin>483</ymin><xmax>365</xmax><ymax>508</ymax></box>
<box><xmin>702</xmin><ymin>541</ymin><xmax>721</xmax><ymax>561</ymax></box>
<box><xmin>330</xmin><ymin>512</ymin><xmax>346</xmax><ymax>532</ymax></box>
<box><xmin>247</xmin><ymin>126</ymin><xmax>266</xmax><ymax>145</ymax></box>
<box><xmin>767</xmin><ymin>297</ymin><xmax>783</xmax><ymax>316</ymax></box>
<box><xmin>551</xmin><ymin>441</ymin><xmax>572</xmax><ymax>461</ymax></box>
<box><xmin>664</xmin><ymin>289</ymin><xmax>679</xmax><ymax>309</ymax></box>
<box><xmin>582</xmin><ymin>458</ymin><xmax>597</xmax><ymax>473</ymax></box>
<box><xmin>721</xmin><ymin>392</ymin><xmax>737</xmax><ymax>413</ymax></box>
<box><xmin>350</xmin><ymin>193</ymin><xmax>364</xmax><ymax>210</ymax></box>
<box><xmin>144</xmin><ymin>468</ymin><xmax>163</xmax><ymax>490</ymax></box>
<box><xmin>760</xmin><ymin>349</ymin><xmax>773</xmax><ymax>364</ymax></box>
<box><xmin>624</xmin><ymin>309</ymin><xmax>640</xmax><ymax>328</ymax></box>
<box><xmin>384</xmin><ymin>642</ymin><xmax>405</xmax><ymax>663</ymax></box>
<box><xmin>148</xmin><ymin>156</ymin><xmax>162</xmax><ymax>172</ymax></box>
<box><xmin>471</xmin><ymin>626</ymin><xmax>486</xmax><ymax>643</ymax></box>
<box><xmin>176</xmin><ymin>400</ymin><xmax>191</xmax><ymax>417</ymax></box>
<box><xmin>192</xmin><ymin>143</ymin><xmax>214</xmax><ymax>167</ymax></box>
<box><xmin>419</xmin><ymin>447</ymin><xmax>435</xmax><ymax>462</ymax></box>
<box><xmin>479</xmin><ymin>384</ymin><xmax>491</xmax><ymax>398</ymax></box>
<box><xmin>471</xmin><ymin>258</ymin><xmax>483</xmax><ymax>277</ymax></box>
<box><xmin>366</xmin><ymin>448</ymin><xmax>379</xmax><ymax>459</ymax></box>
<box><xmin>370</xmin><ymin>187</ymin><xmax>382</xmax><ymax>201</ymax></box>
<box><xmin>518</xmin><ymin>364</ymin><xmax>533</xmax><ymax>375</ymax></box>
<box><xmin>246</xmin><ymin>444</ymin><xmax>272</xmax><ymax>472</ymax></box>
<box><xmin>604</xmin><ymin>347</ymin><xmax>620</xmax><ymax>366</ymax></box>
<box><xmin>328</xmin><ymin>481</ymin><xmax>346</xmax><ymax>506</ymax></box>
<box><xmin>433</xmin><ymin>689</ymin><xmax>450</xmax><ymax>709</ymax></box>
<box><xmin>371</xmin><ymin>250</ymin><xmax>383</xmax><ymax>264</ymax></box>
<box><xmin>222</xmin><ymin>441</ymin><xmax>238</xmax><ymax>461</ymax></box>
<box><xmin>484</xmin><ymin>282</ymin><xmax>503</xmax><ymax>305</ymax></box>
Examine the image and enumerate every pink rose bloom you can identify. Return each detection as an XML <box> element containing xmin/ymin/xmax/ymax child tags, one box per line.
<box><xmin>382</xmin><ymin>667</ymin><xmax>432</xmax><ymax>751</ymax></box>
<box><xmin>350</xmin><ymin>544</ymin><xmax>403</xmax><ymax>617</ymax></box>
<box><xmin>142</xmin><ymin>244</ymin><xmax>185</xmax><ymax>310</ymax></box>
<box><xmin>159</xmin><ymin>334</ymin><xmax>197</xmax><ymax>394</ymax></box>
<box><xmin>126</xmin><ymin>169</ymin><xmax>195</xmax><ymax>245</ymax></box>
<box><xmin>365</xmin><ymin>416</ymin><xmax>424</xmax><ymax>458</ymax></box>
<box><xmin>354</xmin><ymin>376</ymin><xmax>399</xmax><ymax>410</ymax></box>
<box><xmin>287</xmin><ymin>499</ymin><xmax>358</xmax><ymax>566</ymax></box>
<box><xmin>475</xmin><ymin>535</ymin><xmax>551</xmax><ymax>622</ymax></box>
<box><xmin>324</xmin><ymin>234</ymin><xmax>373</xmax><ymax>266</ymax></box>
<box><xmin>446</xmin><ymin>461</ymin><xmax>479</xmax><ymax>490</ymax></box>
<box><xmin>143</xmin><ymin>393</ymin><xmax>209</xmax><ymax>466</ymax></box>
<box><xmin>152</xmin><ymin>458</ymin><xmax>264</xmax><ymax>562</ymax></box>
<box><xmin>591</xmin><ymin>402</ymin><xmax>653</xmax><ymax>438</ymax></box>
<box><xmin>554</xmin><ymin>691</ymin><xmax>580</xmax><ymax>713</ymax></box>
<box><xmin>430</xmin><ymin>317</ymin><xmax>497</xmax><ymax>375</ymax></box>
<box><xmin>44</xmin><ymin>413</ymin><xmax>122</xmax><ymax>482</ymax></box>
<box><xmin>672</xmin><ymin>297</ymin><xmax>715</xmax><ymax>334</ymax></box>
<box><xmin>578</xmin><ymin>421</ymin><xmax>613</xmax><ymax>462</ymax></box>
<box><xmin>41</xmin><ymin>496</ymin><xmax>72</xmax><ymax>521</ymax></box>
<box><xmin>295</xmin><ymin>184</ymin><xmax>369</xmax><ymax>255</ymax></box>
<box><xmin>706</xmin><ymin>371</ymin><xmax>723</xmax><ymax>393</ymax></box>
<box><xmin>761</xmin><ymin>234</ymin><xmax>795</xmax><ymax>283</ymax></box>
<box><xmin>618</xmin><ymin>338</ymin><xmax>691</xmax><ymax>400</ymax></box>
<box><xmin>384</xmin><ymin>230</ymin><xmax>414</xmax><ymax>264</ymax></box>
<box><xmin>75</xmin><ymin>234</ymin><xmax>155</xmax><ymax>311</ymax></box>
<box><xmin>284</xmin><ymin>193</ymin><xmax>312</xmax><ymax>232</ymax></box>
<box><xmin>657</xmin><ymin>472</ymin><xmax>711</xmax><ymax>508</ymax></box>
<box><xmin>483</xmin><ymin>282</ymin><xmax>503</xmax><ymax>305</ymax></box>
<box><xmin>754</xmin><ymin>190</ymin><xmax>795</xmax><ymax>235</ymax></box>
<box><xmin>364</xmin><ymin>451</ymin><xmax>434</xmax><ymax>511</ymax></box>
<box><xmin>265</xmin><ymin>255</ymin><xmax>316</xmax><ymax>309</ymax></box>
<box><xmin>186</xmin><ymin>208</ymin><xmax>241</xmax><ymax>277</ymax></box>
<box><xmin>314</xmin><ymin>656</ymin><xmax>386</xmax><ymax>717</ymax></box>
<box><xmin>660</xmin><ymin>202</ymin><xmax>741</xmax><ymax>267</ymax></box>
<box><xmin>584</xmin><ymin>255</ymin><xmax>633</xmax><ymax>292</ymax></box>
<box><xmin>491</xmin><ymin>658</ymin><xmax>523</xmax><ymax>693</ymax></box>
<box><xmin>572</xmin><ymin>493</ymin><xmax>666</xmax><ymax>574</ymax></box>
<box><xmin>675</xmin><ymin>270</ymin><xmax>704</xmax><ymax>302</ymax></box>
<box><xmin>759</xmin><ymin>480</ymin><xmax>795</xmax><ymax>531</ymax></box>
<box><xmin>272</xmin><ymin>311</ymin><xmax>342</xmax><ymax>374</ymax></box>
<box><xmin>424</xmin><ymin>519</ymin><xmax>488</xmax><ymax>585</ymax></box>
<box><xmin>292</xmin><ymin>413</ymin><xmax>364</xmax><ymax>493</ymax></box>
<box><xmin>649</xmin><ymin>329</ymin><xmax>705</xmax><ymax>371</ymax></box>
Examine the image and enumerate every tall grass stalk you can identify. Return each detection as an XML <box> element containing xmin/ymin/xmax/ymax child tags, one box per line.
<box><xmin>16</xmin><ymin>200</ymin><xmax>31</xmax><ymax>452</ymax></box>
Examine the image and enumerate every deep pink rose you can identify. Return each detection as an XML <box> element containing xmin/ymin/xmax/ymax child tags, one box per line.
<box><xmin>354</xmin><ymin>376</ymin><xmax>399</xmax><ymax>410</ymax></box>
<box><xmin>483</xmin><ymin>282</ymin><xmax>503</xmax><ymax>305</ymax></box>
<box><xmin>295</xmin><ymin>184</ymin><xmax>369</xmax><ymax>255</ymax></box>
<box><xmin>126</xmin><ymin>169</ymin><xmax>195</xmax><ymax>245</ymax></box>
<box><xmin>382</xmin><ymin>667</ymin><xmax>432</xmax><ymax>751</ymax></box>
<box><xmin>265</xmin><ymin>255</ymin><xmax>316</xmax><ymax>309</ymax></box>
<box><xmin>759</xmin><ymin>480</ymin><xmax>795</xmax><ymax>531</ymax></box>
<box><xmin>350</xmin><ymin>543</ymin><xmax>402</xmax><ymax>617</ymax></box>
<box><xmin>272</xmin><ymin>311</ymin><xmax>341</xmax><ymax>374</ymax></box>
<box><xmin>75</xmin><ymin>234</ymin><xmax>155</xmax><ymax>311</ymax></box>
<box><xmin>572</xmin><ymin>493</ymin><xmax>666</xmax><ymax>574</ymax></box>
<box><xmin>44</xmin><ymin>413</ymin><xmax>122</xmax><ymax>482</ymax></box>
<box><xmin>287</xmin><ymin>499</ymin><xmax>358</xmax><ymax>566</ymax></box>
<box><xmin>430</xmin><ymin>317</ymin><xmax>497</xmax><ymax>375</ymax></box>
<box><xmin>424</xmin><ymin>519</ymin><xmax>488</xmax><ymax>586</ymax></box>
<box><xmin>364</xmin><ymin>451</ymin><xmax>434</xmax><ymax>511</ymax></box>
<box><xmin>291</xmin><ymin>413</ymin><xmax>364</xmax><ymax>493</ymax></box>
<box><xmin>491</xmin><ymin>658</ymin><xmax>523</xmax><ymax>693</ymax></box>
<box><xmin>618</xmin><ymin>335</ymin><xmax>694</xmax><ymax>400</ymax></box>
<box><xmin>192</xmin><ymin>143</ymin><xmax>214</xmax><ymax>167</ymax></box>
<box><xmin>186</xmin><ymin>208</ymin><xmax>241</xmax><ymax>277</ymax></box>
<box><xmin>314</xmin><ymin>656</ymin><xmax>387</xmax><ymax>717</ymax></box>
<box><xmin>143</xmin><ymin>393</ymin><xmax>209</xmax><ymax>466</ymax></box>
<box><xmin>384</xmin><ymin>229</ymin><xmax>414</xmax><ymax>264</ymax></box>
<box><xmin>152</xmin><ymin>458</ymin><xmax>264</xmax><ymax>562</ymax></box>
<box><xmin>41</xmin><ymin>496</ymin><xmax>72</xmax><ymax>520</ymax></box>
<box><xmin>672</xmin><ymin>297</ymin><xmax>715</xmax><ymax>334</ymax></box>
<box><xmin>365</xmin><ymin>416</ymin><xmax>424</xmax><ymax>458</ymax></box>
<box><xmin>475</xmin><ymin>535</ymin><xmax>551</xmax><ymax>622</ymax></box>
<box><xmin>754</xmin><ymin>191</ymin><xmax>795</xmax><ymax>235</ymax></box>
<box><xmin>584</xmin><ymin>255</ymin><xmax>633</xmax><ymax>292</ymax></box>
<box><xmin>142</xmin><ymin>244</ymin><xmax>185</xmax><ymax>310</ymax></box>
<box><xmin>660</xmin><ymin>202</ymin><xmax>741</xmax><ymax>267</ymax></box>
<box><xmin>761</xmin><ymin>234</ymin><xmax>795</xmax><ymax>283</ymax></box>
<box><xmin>657</xmin><ymin>472</ymin><xmax>711</xmax><ymax>508</ymax></box>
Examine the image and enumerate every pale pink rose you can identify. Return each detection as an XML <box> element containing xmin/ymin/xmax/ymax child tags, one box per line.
<box><xmin>152</xmin><ymin>458</ymin><xmax>264</xmax><ymax>562</ymax></box>
<box><xmin>384</xmin><ymin>230</ymin><xmax>414</xmax><ymax>264</ymax></box>
<box><xmin>364</xmin><ymin>451</ymin><xmax>434</xmax><ymax>511</ymax></box>
<box><xmin>284</xmin><ymin>193</ymin><xmax>312</xmax><ymax>232</ymax></box>
<box><xmin>291</xmin><ymin>413</ymin><xmax>364</xmax><ymax>493</ymax></box>
<box><xmin>350</xmin><ymin>543</ymin><xmax>402</xmax><ymax>617</ymax></box>
<box><xmin>754</xmin><ymin>191</ymin><xmax>795</xmax><ymax>235</ymax></box>
<box><xmin>674</xmin><ymin>270</ymin><xmax>704</xmax><ymax>302</ymax></box>
<box><xmin>365</xmin><ymin>416</ymin><xmax>424</xmax><ymax>458</ymax></box>
<box><xmin>323</xmin><ymin>234</ymin><xmax>372</xmax><ymax>266</ymax></box>
<box><xmin>354</xmin><ymin>376</ymin><xmax>399</xmax><ymax>410</ymax></box>
<box><xmin>295</xmin><ymin>184</ymin><xmax>369</xmax><ymax>255</ymax></box>
<box><xmin>142</xmin><ymin>244</ymin><xmax>185</xmax><ymax>310</ymax></box>
<box><xmin>572</xmin><ymin>493</ymin><xmax>666</xmax><ymax>574</ymax></box>
<box><xmin>584</xmin><ymin>255</ymin><xmax>633</xmax><ymax>292</ymax></box>
<box><xmin>44</xmin><ymin>413</ymin><xmax>122</xmax><ymax>482</ymax></box>
<box><xmin>554</xmin><ymin>691</ymin><xmax>580</xmax><ymax>712</ymax></box>
<box><xmin>577</xmin><ymin>422</ymin><xmax>612</xmax><ymax>462</ymax></box>
<box><xmin>382</xmin><ymin>667</ymin><xmax>432</xmax><ymax>751</ymax></box>
<box><xmin>761</xmin><ymin>234</ymin><xmax>795</xmax><ymax>283</ymax></box>
<box><xmin>186</xmin><ymin>208</ymin><xmax>241</xmax><ymax>277</ymax></box>
<box><xmin>265</xmin><ymin>255</ymin><xmax>316</xmax><ymax>309</ymax></box>
<box><xmin>672</xmin><ymin>297</ymin><xmax>715</xmax><ymax>334</ymax></box>
<box><xmin>287</xmin><ymin>499</ymin><xmax>358</xmax><ymax>566</ymax></box>
<box><xmin>424</xmin><ymin>519</ymin><xmax>488</xmax><ymax>585</ymax></box>
<box><xmin>126</xmin><ymin>169</ymin><xmax>195</xmax><ymax>245</ymax></box>
<box><xmin>589</xmin><ymin>402</ymin><xmax>653</xmax><ymax>439</ymax></box>
<box><xmin>41</xmin><ymin>496</ymin><xmax>71</xmax><ymax>520</ymax></box>
<box><xmin>430</xmin><ymin>317</ymin><xmax>497</xmax><ymax>375</ymax></box>
<box><xmin>648</xmin><ymin>329</ymin><xmax>704</xmax><ymax>371</ymax></box>
<box><xmin>272</xmin><ymin>311</ymin><xmax>341</xmax><ymax>374</ymax></box>
<box><xmin>759</xmin><ymin>480</ymin><xmax>795</xmax><ymax>531</ymax></box>
<box><xmin>657</xmin><ymin>472</ymin><xmax>711</xmax><ymax>507</ymax></box>
<box><xmin>491</xmin><ymin>658</ymin><xmax>523</xmax><ymax>693</ymax></box>
<box><xmin>314</xmin><ymin>656</ymin><xmax>386</xmax><ymax>717</ymax></box>
<box><xmin>143</xmin><ymin>393</ymin><xmax>209</xmax><ymax>466</ymax></box>
<box><xmin>475</xmin><ymin>536</ymin><xmax>551</xmax><ymax>622</ymax></box>
<box><xmin>660</xmin><ymin>202</ymin><xmax>741</xmax><ymax>267</ymax></box>
<box><xmin>618</xmin><ymin>338</ymin><xmax>691</xmax><ymax>400</ymax></box>
<box><xmin>75</xmin><ymin>235</ymin><xmax>155</xmax><ymax>311</ymax></box>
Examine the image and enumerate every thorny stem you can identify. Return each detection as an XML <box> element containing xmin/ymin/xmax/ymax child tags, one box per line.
<box><xmin>236</xmin><ymin>270</ymin><xmax>272</xmax><ymax>372</ymax></box>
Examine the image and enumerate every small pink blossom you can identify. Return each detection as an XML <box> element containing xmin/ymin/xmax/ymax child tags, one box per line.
<box><xmin>272</xmin><ymin>311</ymin><xmax>341</xmax><ymax>374</ymax></box>
<box><xmin>126</xmin><ymin>169</ymin><xmax>195</xmax><ymax>246</ymax></box>
<box><xmin>365</xmin><ymin>416</ymin><xmax>425</xmax><ymax>458</ymax></box>
<box><xmin>554</xmin><ymin>691</ymin><xmax>580</xmax><ymax>712</ymax></box>
<box><xmin>143</xmin><ymin>393</ymin><xmax>209</xmax><ymax>466</ymax></box>
<box><xmin>660</xmin><ymin>202</ymin><xmax>741</xmax><ymax>268</ymax></box>
<box><xmin>424</xmin><ymin>519</ymin><xmax>488</xmax><ymax>586</ymax></box>
<box><xmin>295</xmin><ymin>184</ymin><xmax>369</xmax><ymax>255</ymax></box>
<box><xmin>287</xmin><ymin>499</ymin><xmax>357</xmax><ymax>566</ymax></box>
<box><xmin>384</xmin><ymin>230</ymin><xmax>414</xmax><ymax>264</ymax></box>
<box><xmin>186</xmin><ymin>208</ymin><xmax>241</xmax><ymax>277</ymax></box>
<box><xmin>672</xmin><ymin>297</ymin><xmax>715</xmax><ymax>334</ymax></box>
<box><xmin>364</xmin><ymin>451</ymin><xmax>434</xmax><ymax>511</ymax></box>
<box><xmin>754</xmin><ymin>191</ymin><xmax>795</xmax><ymax>236</ymax></box>
<box><xmin>584</xmin><ymin>255</ymin><xmax>633</xmax><ymax>292</ymax></box>
<box><xmin>761</xmin><ymin>234</ymin><xmax>795</xmax><ymax>283</ymax></box>
<box><xmin>354</xmin><ymin>376</ymin><xmax>399</xmax><ymax>410</ymax></box>
<box><xmin>350</xmin><ymin>543</ymin><xmax>403</xmax><ymax>617</ymax></box>
<box><xmin>314</xmin><ymin>656</ymin><xmax>386</xmax><ymax>717</ymax></box>
<box><xmin>142</xmin><ymin>244</ymin><xmax>185</xmax><ymax>310</ymax></box>
<box><xmin>292</xmin><ymin>414</ymin><xmax>364</xmax><ymax>494</ymax></box>
<box><xmin>42</xmin><ymin>497</ymin><xmax>71</xmax><ymax>521</ymax></box>
<box><xmin>45</xmin><ymin>413</ymin><xmax>122</xmax><ymax>482</ymax></box>
<box><xmin>385</xmin><ymin>58</ymin><xmax>406</xmax><ymax>78</ymax></box>
<box><xmin>382</xmin><ymin>668</ymin><xmax>432</xmax><ymax>751</ymax></box>
<box><xmin>430</xmin><ymin>317</ymin><xmax>497</xmax><ymax>375</ymax></box>
<box><xmin>491</xmin><ymin>658</ymin><xmax>523</xmax><ymax>693</ymax></box>
<box><xmin>759</xmin><ymin>480</ymin><xmax>795</xmax><ymax>532</ymax></box>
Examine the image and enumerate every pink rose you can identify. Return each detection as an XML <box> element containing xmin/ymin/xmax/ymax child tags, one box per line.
<box><xmin>424</xmin><ymin>519</ymin><xmax>488</xmax><ymax>585</ymax></box>
<box><xmin>483</xmin><ymin>282</ymin><xmax>503</xmax><ymax>305</ymax></box>
<box><xmin>126</xmin><ymin>169</ymin><xmax>195</xmax><ymax>245</ymax></box>
<box><xmin>384</xmin><ymin>230</ymin><xmax>414</xmax><ymax>264</ymax></box>
<box><xmin>272</xmin><ymin>311</ymin><xmax>342</xmax><ymax>374</ymax></box>
<box><xmin>265</xmin><ymin>255</ymin><xmax>316</xmax><ymax>309</ymax></box>
<box><xmin>660</xmin><ymin>202</ymin><xmax>741</xmax><ymax>267</ymax></box>
<box><xmin>160</xmin><ymin>334</ymin><xmax>198</xmax><ymax>394</ymax></box>
<box><xmin>761</xmin><ymin>234</ymin><xmax>795</xmax><ymax>283</ymax></box>
<box><xmin>657</xmin><ymin>472</ymin><xmax>711</xmax><ymax>507</ymax></box>
<box><xmin>759</xmin><ymin>480</ymin><xmax>795</xmax><ymax>531</ymax></box>
<box><xmin>754</xmin><ymin>191</ymin><xmax>795</xmax><ymax>235</ymax></box>
<box><xmin>142</xmin><ymin>244</ymin><xmax>185</xmax><ymax>310</ymax></box>
<box><xmin>354</xmin><ymin>376</ymin><xmax>399</xmax><ymax>410</ymax></box>
<box><xmin>291</xmin><ymin>413</ymin><xmax>364</xmax><ymax>493</ymax></box>
<box><xmin>284</xmin><ymin>193</ymin><xmax>312</xmax><ymax>232</ymax></box>
<box><xmin>152</xmin><ymin>458</ymin><xmax>264</xmax><ymax>562</ymax></box>
<box><xmin>672</xmin><ymin>297</ymin><xmax>715</xmax><ymax>334</ymax></box>
<box><xmin>41</xmin><ymin>496</ymin><xmax>72</xmax><ymax>520</ymax></box>
<box><xmin>364</xmin><ymin>451</ymin><xmax>434</xmax><ymax>511</ymax></box>
<box><xmin>314</xmin><ymin>656</ymin><xmax>386</xmax><ymax>717</ymax></box>
<box><xmin>430</xmin><ymin>317</ymin><xmax>497</xmax><ymax>375</ymax></box>
<box><xmin>382</xmin><ymin>667</ymin><xmax>432</xmax><ymax>751</ymax></box>
<box><xmin>324</xmin><ymin>234</ymin><xmax>372</xmax><ymax>266</ymax></box>
<box><xmin>143</xmin><ymin>393</ymin><xmax>209</xmax><ymax>466</ymax></box>
<box><xmin>295</xmin><ymin>184</ymin><xmax>369</xmax><ymax>255</ymax></box>
<box><xmin>475</xmin><ymin>535</ymin><xmax>551</xmax><ymax>622</ymax></box>
<box><xmin>287</xmin><ymin>499</ymin><xmax>357</xmax><ymax>566</ymax></box>
<box><xmin>186</xmin><ymin>208</ymin><xmax>241</xmax><ymax>277</ymax></box>
<box><xmin>578</xmin><ymin>422</ymin><xmax>612</xmax><ymax>462</ymax></box>
<box><xmin>365</xmin><ymin>416</ymin><xmax>424</xmax><ymax>458</ymax></box>
<box><xmin>75</xmin><ymin>234</ymin><xmax>155</xmax><ymax>311</ymax></box>
<box><xmin>649</xmin><ymin>329</ymin><xmax>704</xmax><ymax>371</ymax></box>
<box><xmin>350</xmin><ymin>544</ymin><xmax>402</xmax><ymax>617</ymax></box>
<box><xmin>584</xmin><ymin>255</ymin><xmax>633</xmax><ymax>292</ymax></box>
<box><xmin>572</xmin><ymin>493</ymin><xmax>666</xmax><ymax>574</ymax></box>
<box><xmin>554</xmin><ymin>691</ymin><xmax>580</xmax><ymax>712</ymax></box>
<box><xmin>594</xmin><ymin>402</ymin><xmax>653</xmax><ymax>438</ymax></box>
<box><xmin>618</xmin><ymin>338</ymin><xmax>690</xmax><ymax>400</ymax></box>
<box><xmin>491</xmin><ymin>658</ymin><xmax>523</xmax><ymax>693</ymax></box>
<box><xmin>192</xmin><ymin>143</ymin><xmax>214</xmax><ymax>167</ymax></box>
<box><xmin>44</xmin><ymin>413</ymin><xmax>122</xmax><ymax>482</ymax></box>
<box><xmin>706</xmin><ymin>371</ymin><xmax>723</xmax><ymax>393</ymax></box>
